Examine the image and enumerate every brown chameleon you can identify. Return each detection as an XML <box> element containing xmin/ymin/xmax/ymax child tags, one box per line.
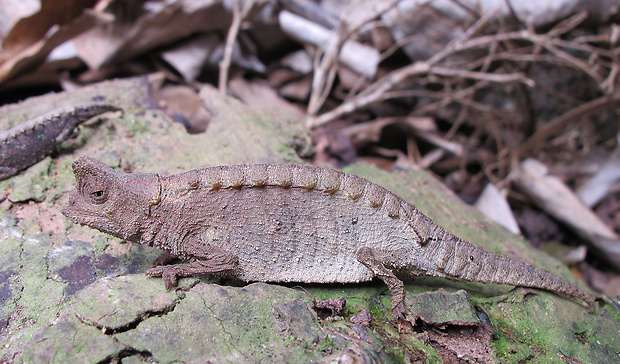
<box><xmin>61</xmin><ymin>157</ymin><xmax>595</xmax><ymax>317</ymax></box>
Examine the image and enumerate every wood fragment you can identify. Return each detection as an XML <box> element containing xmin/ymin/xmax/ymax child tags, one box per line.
<box><xmin>512</xmin><ymin>158</ymin><xmax>620</xmax><ymax>270</ymax></box>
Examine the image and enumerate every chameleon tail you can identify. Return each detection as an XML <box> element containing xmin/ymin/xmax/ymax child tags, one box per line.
<box><xmin>439</xmin><ymin>237</ymin><xmax>595</xmax><ymax>312</ymax></box>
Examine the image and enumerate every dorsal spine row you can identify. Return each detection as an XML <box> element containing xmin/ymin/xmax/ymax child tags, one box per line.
<box><xmin>179</xmin><ymin>164</ymin><xmax>414</xmax><ymax>220</ymax></box>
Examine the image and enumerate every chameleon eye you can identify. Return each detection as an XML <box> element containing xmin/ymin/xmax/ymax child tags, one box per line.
<box><xmin>89</xmin><ymin>190</ymin><xmax>108</xmax><ymax>204</ymax></box>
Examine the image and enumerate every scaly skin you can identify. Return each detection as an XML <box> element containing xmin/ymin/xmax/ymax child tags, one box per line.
<box><xmin>62</xmin><ymin>157</ymin><xmax>595</xmax><ymax>318</ymax></box>
<box><xmin>0</xmin><ymin>103</ymin><xmax>120</xmax><ymax>180</ymax></box>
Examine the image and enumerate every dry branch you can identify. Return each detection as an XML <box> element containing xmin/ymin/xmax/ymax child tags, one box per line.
<box><xmin>512</xmin><ymin>159</ymin><xmax>620</xmax><ymax>270</ymax></box>
<box><xmin>516</xmin><ymin>93</ymin><xmax>620</xmax><ymax>157</ymax></box>
<box><xmin>305</xmin><ymin>61</ymin><xmax>533</xmax><ymax>129</ymax></box>
<box><xmin>304</xmin><ymin>11</ymin><xmax>614</xmax><ymax>131</ymax></box>
<box><xmin>219</xmin><ymin>0</ymin><xmax>255</xmax><ymax>94</ymax></box>
<box><xmin>306</xmin><ymin>0</ymin><xmax>400</xmax><ymax>115</ymax></box>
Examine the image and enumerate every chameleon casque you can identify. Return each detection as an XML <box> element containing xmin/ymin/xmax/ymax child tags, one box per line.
<box><xmin>62</xmin><ymin>157</ymin><xmax>595</xmax><ymax>317</ymax></box>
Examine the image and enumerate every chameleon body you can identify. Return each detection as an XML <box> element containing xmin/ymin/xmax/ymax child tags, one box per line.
<box><xmin>0</xmin><ymin>103</ymin><xmax>120</xmax><ymax>180</ymax></box>
<box><xmin>62</xmin><ymin>157</ymin><xmax>594</xmax><ymax>317</ymax></box>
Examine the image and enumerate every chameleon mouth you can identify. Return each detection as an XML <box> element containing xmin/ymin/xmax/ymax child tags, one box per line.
<box><xmin>61</xmin><ymin>192</ymin><xmax>124</xmax><ymax>239</ymax></box>
<box><xmin>61</xmin><ymin>191</ymin><xmax>87</xmax><ymax>222</ymax></box>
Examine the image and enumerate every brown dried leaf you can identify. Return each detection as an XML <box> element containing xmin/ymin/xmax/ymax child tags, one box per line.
<box><xmin>74</xmin><ymin>0</ymin><xmax>267</xmax><ymax>70</ymax></box>
<box><xmin>339</xmin><ymin>0</ymin><xmax>400</xmax><ymax>33</ymax></box>
<box><xmin>228</xmin><ymin>77</ymin><xmax>304</xmax><ymax>119</ymax></box>
<box><xmin>0</xmin><ymin>1</ymin><xmax>40</xmax><ymax>42</ymax></box>
<box><xmin>0</xmin><ymin>0</ymin><xmax>97</xmax><ymax>58</ymax></box>
<box><xmin>0</xmin><ymin>1</ymin><xmax>112</xmax><ymax>82</ymax></box>
<box><xmin>160</xmin><ymin>34</ymin><xmax>221</xmax><ymax>81</ymax></box>
<box><xmin>278</xmin><ymin>74</ymin><xmax>312</xmax><ymax>101</ymax></box>
<box><xmin>156</xmin><ymin>84</ymin><xmax>212</xmax><ymax>134</ymax></box>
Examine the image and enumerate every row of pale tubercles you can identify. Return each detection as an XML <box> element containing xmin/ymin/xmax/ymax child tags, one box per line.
<box><xmin>180</xmin><ymin>164</ymin><xmax>412</xmax><ymax>219</ymax></box>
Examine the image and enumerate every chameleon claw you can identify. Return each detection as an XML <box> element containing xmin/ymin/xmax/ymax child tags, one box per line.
<box><xmin>146</xmin><ymin>266</ymin><xmax>179</xmax><ymax>289</ymax></box>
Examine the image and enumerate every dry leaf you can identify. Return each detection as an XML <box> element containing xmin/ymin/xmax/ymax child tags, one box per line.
<box><xmin>475</xmin><ymin>183</ymin><xmax>521</xmax><ymax>235</ymax></box>
<box><xmin>74</xmin><ymin>0</ymin><xmax>267</xmax><ymax>70</ymax></box>
<box><xmin>228</xmin><ymin>77</ymin><xmax>304</xmax><ymax>118</ymax></box>
<box><xmin>0</xmin><ymin>1</ymin><xmax>113</xmax><ymax>83</ymax></box>
<box><xmin>160</xmin><ymin>34</ymin><xmax>222</xmax><ymax>81</ymax></box>
<box><xmin>156</xmin><ymin>84</ymin><xmax>212</xmax><ymax>134</ymax></box>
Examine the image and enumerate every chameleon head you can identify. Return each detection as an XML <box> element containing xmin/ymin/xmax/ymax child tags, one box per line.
<box><xmin>61</xmin><ymin>157</ymin><xmax>160</xmax><ymax>243</ymax></box>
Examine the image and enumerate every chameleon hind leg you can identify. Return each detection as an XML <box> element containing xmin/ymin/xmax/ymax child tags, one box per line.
<box><xmin>357</xmin><ymin>246</ymin><xmax>406</xmax><ymax>319</ymax></box>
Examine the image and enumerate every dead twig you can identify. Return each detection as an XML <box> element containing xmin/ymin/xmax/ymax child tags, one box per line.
<box><xmin>430</xmin><ymin>66</ymin><xmax>534</xmax><ymax>86</ymax></box>
<box><xmin>306</xmin><ymin>60</ymin><xmax>532</xmax><ymax>129</ymax></box>
<box><xmin>304</xmin><ymin>9</ymin><xmax>609</xmax><ymax>130</ymax></box>
<box><xmin>219</xmin><ymin>0</ymin><xmax>255</xmax><ymax>95</ymax></box>
<box><xmin>307</xmin><ymin>0</ymin><xmax>400</xmax><ymax>115</ymax></box>
<box><xmin>410</xmin><ymin>81</ymin><xmax>489</xmax><ymax>116</ymax></box>
<box><xmin>306</xmin><ymin>62</ymin><xmax>431</xmax><ymax>128</ymax></box>
<box><xmin>516</xmin><ymin>92</ymin><xmax>620</xmax><ymax>157</ymax></box>
<box><xmin>601</xmin><ymin>24</ymin><xmax>620</xmax><ymax>93</ymax></box>
<box><xmin>512</xmin><ymin>158</ymin><xmax>620</xmax><ymax>269</ymax></box>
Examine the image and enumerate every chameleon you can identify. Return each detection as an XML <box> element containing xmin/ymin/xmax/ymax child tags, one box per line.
<box><xmin>61</xmin><ymin>157</ymin><xmax>595</xmax><ymax>318</ymax></box>
<box><xmin>0</xmin><ymin>103</ymin><xmax>120</xmax><ymax>180</ymax></box>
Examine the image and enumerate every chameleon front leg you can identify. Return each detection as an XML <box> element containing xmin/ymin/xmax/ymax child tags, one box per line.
<box><xmin>146</xmin><ymin>241</ymin><xmax>238</xmax><ymax>289</ymax></box>
<box><xmin>357</xmin><ymin>247</ymin><xmax>406</xmax><ymax>319</ymax></box>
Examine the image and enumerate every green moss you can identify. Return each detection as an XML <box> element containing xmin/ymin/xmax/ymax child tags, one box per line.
<box><xmin>92</xmin><ymin>237</ymin><xmax>109</xmax><ymax>255</ymax></box>
<box><xmin>0</xmin><ymin>232</ymin><xmax>66</xmax><ymax>355</ymax></box>
<box><xmin>384</xmin><ymin>325</ymin><xmax>444</xmax><ymax>364</ymax></box>
<box><xmin>314</xmin><ymin>334</ymin><xmax>338</xmax><ymax>353</ymax></box>
<box><xmin>0</xmin><ymin>158</ymin><xmax>51</xmax><ymax>203</ymax></box>
<box><xmin>483</xmin><ymin>290</ymin><xmax>619</xmax><ymax>363</ymax></box>
<box><xmin>20</xmin><ymin>314</ymin><xmax>122</xmax><ymax>363</ymax></box>
<box><xmin>304</xmin><ymin>284</ymin><xmax>392</xmax><ymax>320</ymax></box>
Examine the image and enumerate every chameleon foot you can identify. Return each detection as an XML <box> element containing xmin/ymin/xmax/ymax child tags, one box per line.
<box><xmin>357</xmin><ymin>246</ymin><xmax>407</xmax><ymax>319</ymax></box>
